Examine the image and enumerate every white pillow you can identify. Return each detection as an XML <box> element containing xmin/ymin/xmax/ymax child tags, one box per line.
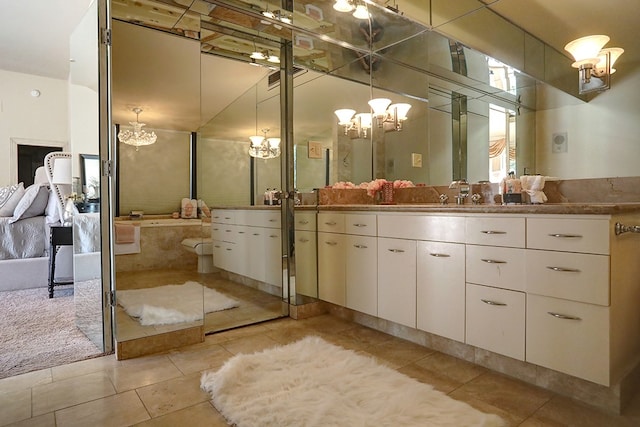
<box><xmin>9</xmin><ymin>184</ymin><xmax>49</xmax><ymax>223</ymax></box>
<box><xmin>45</xmin><ymin>188</ymin><xmax>61</xmax><ymax>224</ymax></box>
<box><xmin>0</xmin><ymin>182</ymin><xmax>25</xmax><ymax>217</ymax></box>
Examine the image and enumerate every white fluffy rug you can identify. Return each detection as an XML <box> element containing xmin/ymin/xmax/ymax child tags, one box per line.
<box><xmin>201</xmin><ymin>336</ymin><xmax>505</xmax><ymax>427</ymax></box>
<box><xmin>117</xmin><ymin>281</ymin><xmax>239</xmax><ymax>326</ymax></box>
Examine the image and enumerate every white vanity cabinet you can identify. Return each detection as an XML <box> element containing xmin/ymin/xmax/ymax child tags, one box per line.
<box><xmin>525</xmin><ymin>216</ymin><xmax>612</xmax><ymax>385</ymax></box>
<box><xmin>294</xmin><ymin>211</ymin><xmax>317</xmax><ymax>298</ymax></box>
<box><xmin>211</xmin><ymin>209</ymin><xmax>282</xmax><ymax>287</ymax></box>
<box><xmin>465</xmin><ymin>216</ymin><xmax>526</xmax><ymax>360</ymax></box>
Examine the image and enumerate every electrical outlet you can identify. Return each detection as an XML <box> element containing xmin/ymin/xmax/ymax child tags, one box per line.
<box><xmin>411</xmin><ymin>153</ymin><xmax>422</xmax><ymax>167</ymax></box>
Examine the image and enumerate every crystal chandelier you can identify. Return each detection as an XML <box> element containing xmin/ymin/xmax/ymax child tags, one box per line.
<box><xmin>118</xmin><ymin>107</ymin><xmax>157</xmax><ymax>151</ymax></box>
<box><xmin>249</xmin><ymin>128</ymin><xmax>281</xmax><ymax>159</ymax></box>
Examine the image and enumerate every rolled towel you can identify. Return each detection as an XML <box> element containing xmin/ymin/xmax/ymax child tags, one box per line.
<box><xmin>521</xmin><ymin>175</ymin><xmax>547</xmax><ymax>204</ymax></box>
<box><xmin>181</xmin><ymin>198</ymin><xmax>198</xmax><ymax>219</ymax></box>
<box><xmin>115</xmin><ymin>223</ymin><xmax>136</xmax><ymax>244</ymax></box>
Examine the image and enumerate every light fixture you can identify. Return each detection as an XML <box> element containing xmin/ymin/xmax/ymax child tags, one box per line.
<box><xmin>352</xmin><ymin>2</ymin><xmax>370</xmax><ymax>19</ymax></box>
<box><xmin>564</xmin><ymin>35</ymin><xmax>624</xmax><ymax>94</ymax></box>
<box><xmin>262</xmin><ymin>8</ymin><xmax>292</xmax><ymax>24</ymax></box>
<box><xmin>333</xmin><ymin>0</ymin><xmax>354</xmax><ymax>13</ymax></box>
<box><xmin>249</xmin><ymin>128</ymin><xmax>281</xmax><ymax>159</ymax></box>
<box><xmin>335</xmin><ymin>99</ymin><xmax>411</xmax><ymax>137</ymax></box>
<box><xmin>118</xmin><ymin>107</ymin><xmax>157</xmax><ymax>151</ymax></box>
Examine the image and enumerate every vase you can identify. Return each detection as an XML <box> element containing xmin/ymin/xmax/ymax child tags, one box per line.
<box><xmin>381</xmin><ymin>182</ymin><xmax>394</xmax><ymax>204</ymax></box>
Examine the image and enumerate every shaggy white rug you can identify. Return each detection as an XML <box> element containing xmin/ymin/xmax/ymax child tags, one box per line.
<box><xmin>201</xmin><ymin>336</ymin><xmax>505</xmax><ymax>427</ymax></box>
<box><xmin>117</xmin><ymin>281</ymin><xmax>239</xmax><ymax>326</ymax></box>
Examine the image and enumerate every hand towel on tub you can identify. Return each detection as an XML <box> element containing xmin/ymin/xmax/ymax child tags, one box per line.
<box><xmin>114</xmin><ymin>223</ymin><xmax>141</xmax><ymax>254</ymax></box>
<box><xmin>181</xmin><ymin>198</ymin><xmax>198</xmax><ymax>219</ymax></box>
<box><xmin>115</xmin><ymin>223</ymin><xmax>135</xmax><ymax>244</ymax></box>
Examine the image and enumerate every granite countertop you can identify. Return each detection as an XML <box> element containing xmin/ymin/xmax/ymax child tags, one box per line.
<box><xmin>316</xmin><ymin>203</ymin><xmax>640</xmax><ymax>215</ymax></box>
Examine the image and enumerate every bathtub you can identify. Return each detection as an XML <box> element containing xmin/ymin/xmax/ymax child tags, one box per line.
<box><xmin>115</xmin><ymin>217</ymin><xmax>208</xmax><ymax>228</ymax></box>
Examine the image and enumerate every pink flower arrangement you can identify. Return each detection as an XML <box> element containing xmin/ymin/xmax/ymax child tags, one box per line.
<box><xmin>330</xmin><ymin>179</ymin><xmax>415</xmax><ymax>197</ymax></box>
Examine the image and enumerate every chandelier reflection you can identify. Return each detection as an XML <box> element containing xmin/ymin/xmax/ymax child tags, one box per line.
<box><xmin>117</xmin><ymin>107</ymin><xmax>157</xmax><ymax>151</ymax></box>
<box><xmin>249</xmin><ymin>128</ymin><xmax>281</xmax><ymax>159</ymax></box>
<box><xmin>335</xmin><ymin>98</ymin><xmax>411</xmax><ymax>139</ymax></box>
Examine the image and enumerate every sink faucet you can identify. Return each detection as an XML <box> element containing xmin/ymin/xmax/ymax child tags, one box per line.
<box><xmin>449</xmin><ymin>179</ymin><xmax>470</xmax><ymax>205</ymax></box>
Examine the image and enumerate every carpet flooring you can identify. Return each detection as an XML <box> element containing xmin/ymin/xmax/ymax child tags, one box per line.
<box><xmin>0</xmin><ymin>287</ymin><xmax>102</xmax><ymax>379</ymax></box>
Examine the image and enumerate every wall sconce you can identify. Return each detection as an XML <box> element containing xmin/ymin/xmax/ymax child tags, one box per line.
<box><xmin>334</xmin><ymin>109</ymin><xmax>373</xmax><ymax>139</ymax></box>
<box><xmin>249</xmin><ymin>128</ymin><xmax>281</xmax><ymax>159</ymax></box>
<box><xmin>564</xmin><ymin>35</ymin><xmax>624</xmax><ymax>94</ymax></box>
<box><xmin>368</xmin><ymin>98</ymin><xmax>411</xmax><ymax>131</ymax></box>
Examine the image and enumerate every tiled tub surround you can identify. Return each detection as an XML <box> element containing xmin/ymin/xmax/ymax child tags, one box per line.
<box><xmin>114</xmin><ymin>216</ymin><xmax>210</xmax><ymax>272</ymax></box>
<box><xmin>318</xmin><ymin>176</ymin><xmax>640</xmax><ymax>206</ymax></box>
<box><xmin>313</xmin><ymin>207</ymin><xmax>640</xmax><ymax>415</ymax></box>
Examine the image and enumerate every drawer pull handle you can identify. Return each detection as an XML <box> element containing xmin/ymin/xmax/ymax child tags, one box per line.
<box><xmin>299</xmin><ymin>238</ymin><xmax>309</xmax><ymax>243</ymax></box>
<box><xmin>238</xmin><ymin>231</ymin><xmax>245</xmax><ymax>234</ymax></box>
<box><xmin>224</xmin><ymin>217</ymin><xmax>231</xmax><ymax>220</ymax></box>
<box><xmin>430</xmin><ymin>253</ymin><xmax>450</xmax><ymax>258</ymax></box>
<box><xmin>388</xmin><ymin>249</ymin><xmax>405</xmax><ymax>253</ymax></box>
<box><xmin>298</xmin><ymin>220</ymin><xmax>309</xmax><ymax>225</ymax></box>
<box><xmin>225</xmin><ymin>230</ymin><xmax>232</xmax><ymax>232</ymax></box>
<box><xmin>214</xmin><ymin>245</ymin><xmax>221</xmax><ymax>248</ymax></box>
<box><xmin>481</xmin><ymin>258</ymin><xmax>506</xmax><ymax>264</ymax></box>
<box><xmin>212</xmin><ymin>228</ymin><xmax>219</xmax><ymax>231</ymax></box>
<box><xmin>269</xmin><ymin>219</ymin><xmax>277</xmax><ymax>222</ymax></box>
<box><xmin>546</xmin><ymin>266</ymin><xmax>581</xmax><ymax>273</ymax></box>
<box><xmin>325</xmin><ymin>221</ymin><xmax>337</xmax><ymax>226</ymax></box>
<box><xmin>481</xmin><ymin>230</ymin><xmax>506</xmax><ymax>235</ymax></box>
<box><xmin>548</xmin><ymin>312</ymin><xmax>581</xmax><ymax>321</ymax></box>
<box><xmin>354</xmin><ymin>244</ymin><xmax>368</xmax><ymax>249</ymax></box>
<box><xmin>269</xmin><ymin>235</ymin><xmax>278</xmax><ymax>238</ymax></box>
<box><xmin>253</xmin><ymin>233</ymin><xmax>260</xmax><ymax>236</ymax></box>
<box><xmin>325</xmin><ymin>241</ymin><xmax>338</xmax><ymax>246</ymax></box>
<box><xmin>481</xmin><ymin>299</ymin><xmax>507</xmax><ymax>306</ymax></box>
<box><xmin>353</xmin><ymin>223</ymin><xmax>367</xmax><ymax>227</ymax></box>
<box><xmin>226</xmin><ymin>248</ymin><xmax>232</xmax><ymax>251</ymax></box>
<box><xmin>548</xmin><ymin>233</ymin><xmax>582</xmax><ymax>239</ymax></box>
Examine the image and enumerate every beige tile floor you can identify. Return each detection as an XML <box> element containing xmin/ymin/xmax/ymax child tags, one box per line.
<box><xmin>2</xmin><ymin>314</ymin><xmax>640</xmax><ymax>427</ymax></box>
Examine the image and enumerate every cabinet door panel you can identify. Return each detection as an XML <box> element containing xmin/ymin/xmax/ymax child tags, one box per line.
<box><xmin>526</xmin><ymin>294</ymin><xmax>610</xmax><ymax>385</ymax></box>
<box><xmin>417</xmin><ymin>241</ymin><xmax>465</xmax><ymax>341</ymax></box>
<box><xmin>466</xmin><ymin>284</ymin><xmax>525</xmax><ymax>360</ymax></box>
<box><xmin>378</xmin><ymin>238</ymin><xmax>416</xmax><ymax>328</ymax></box>
<box><xmin>346</xmin><ymin>235</ymin><xmax>377</xmax><ymax>316</ymax></box>
<box><xmin>318</xmin><ymin>232</ymin><xmax>346</xmax><ymax>306</ymax></box>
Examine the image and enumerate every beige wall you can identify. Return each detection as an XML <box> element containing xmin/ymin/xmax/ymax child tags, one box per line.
<box><xmin>0</xmin><ymin>70</ymin><xmax>69</xmax><ymax>186</ymax></box>
<box><xmin>536</xmin><ymin>72</ymin><xmax>640</xmax><ymax>179</ymax></box>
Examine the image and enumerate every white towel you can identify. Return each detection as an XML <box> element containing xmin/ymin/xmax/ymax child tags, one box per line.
<box><xmin>520</xmin><ymin>175</ymin><xmax>547</xmax><ymax>204</ymax></box>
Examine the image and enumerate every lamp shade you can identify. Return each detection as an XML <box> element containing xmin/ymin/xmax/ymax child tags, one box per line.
<box><xmin>335</xmin><ymin>109</ymin><xmax>356</xmax><ymax>125</ymax></box>
<box><xmin>267</xmin><ymin>138</ymin><xmax>281</xmax><ymax>148</ymax></box>
<box><xmin>51</xmin><ymin>158</ymin><xmax>72</xmax><ymax>184</ymax></box>
<box><xmin>355</xmin><ymin>113</ymin><xmax>372</xmax><ymax>129</ymax></box>
<box><xmin>390</xmin><ymin>103</ymin><xmax>411</xmax><ymax>120</ymax></box>
<box><xmin>352</xmin><ymin>4</ymin><xmax>369</xmax><ymax>19</ymax></box>
<box><xmin>368</xmin><ymin>98</ymin><xmax>391</xmax><ymax>116</ymax></box>
<box><xmin>249</xmin><ymin>135</ymin><xmax>264</xmax><ymax>147</ymax></box>
<box><xmin>597</xmin><ymin>47</ymin><xmax>624</xmax><ymax>72</ymax></box>
<box><xmin>333</xmin><ymin>0</ymin><xmax>354</xmax><ymax>12</ymax></box>
<box><xmin>564</xmin><ymin>35</ymin><xmax>610</xmax><ymax>67</ymax></box>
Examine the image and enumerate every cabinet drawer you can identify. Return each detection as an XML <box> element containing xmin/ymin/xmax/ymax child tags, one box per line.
<box><xmin>526</xmin><ymin>218</ymin><xmax>609</xmax><ymax>255</ymax></box>
<box><xmin>526</xmin><ymin>294</ymin><xmax>610</xmax><ymax>386</ymax></box>
<box><xmin>212</xmin><ymin>224</ymin><xmax>237</xmax><ymax>243</ymax></box>
<box><xmin>345</xmin><ymin>213</ymin><xmax>377</xmax><ymax>236</ymax></box>
<box><xmin>318</xmin><ymin>212</ymin><xmax>345</xmax><ymax>233</ymax></box>
<box><xmin>525</xmin><ymin>250</ymin><xmax>609</xmax><ymax>305</ymax></box>
<box><xmin>466</xmin><ymin>245</ymin><xmax>526</xmax><ymax>291</ymax></box>
<box><xmin>260</xmin><ymin>210</ymin><xmax>281</xmax><ymax>228</ymax></box>
<box><xmin>466</xmin><ymin>284</ymin><xmax>525</xmax><ymax>360</ymax></box>
<box><xmin>466</xmin><ymin>217</ymin><xmax>525</xmax><ymax>247</ymax></box>
<box><xmin>378</xmin><ymin>214</ymin><xmax>465</xmax><ymax>242</ymax></box>
<box><xmin>211</xmin><ymin>210</ymin><xmax>235</xmax><ymax>224</ymax></box>
<box><xmin>295</xmin><ymin>212</ymin><xmax>316</xmax><ymax>231</ymax></box>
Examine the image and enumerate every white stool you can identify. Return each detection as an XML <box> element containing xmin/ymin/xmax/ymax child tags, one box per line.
<box><xmin>181</xmin><ymin>237</ymin><xmax>215</xmax><ymax>273</ymax></box>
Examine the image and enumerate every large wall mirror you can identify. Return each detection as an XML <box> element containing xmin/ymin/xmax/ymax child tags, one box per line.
<box><xmin>109</xmin><ymin>0</ymin><xmax>582</xmax><ymax>320</ymax></box>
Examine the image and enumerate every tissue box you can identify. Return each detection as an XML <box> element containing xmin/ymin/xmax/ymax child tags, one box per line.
<box><xmin>502</xmin><ymin>193</ymin><xmax>522</xmax><ymax>204</ymax></box>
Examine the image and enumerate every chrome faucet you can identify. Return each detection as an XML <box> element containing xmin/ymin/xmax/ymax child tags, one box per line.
<box><xmin>449</xmin><ymin>179</ymin><xmax>470</xmax><ymax>205</ymax></box>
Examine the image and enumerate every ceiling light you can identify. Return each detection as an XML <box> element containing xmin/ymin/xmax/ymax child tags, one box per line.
<box><xmin>117</xmin><ymin>107</ymin><xmax>157</xmax><ymax>151</ymax></box>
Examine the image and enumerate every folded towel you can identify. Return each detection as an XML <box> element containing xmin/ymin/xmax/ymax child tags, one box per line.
<box><xmin>520</xmin><ymin>175</ymin><xmax>547</xmax><ymax>204</ymax></box>
<box><xmin>181</xmin><ymin>198</ymin><xmax>198</xmax><ymax>219</ymax></box>
<box><xmin>115</xmin><ymin>223</ymin><xmax>136</xmax><ymax>244</ymax></box>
